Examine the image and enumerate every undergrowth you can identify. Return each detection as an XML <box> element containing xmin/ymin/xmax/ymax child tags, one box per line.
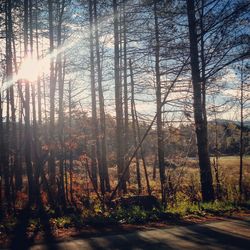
<box><xmin>0</xmin><ymin>200</ymin><xmax>249</xmax><ymax>237</ymax></box>
<box><xmin>167</xmin><ymin>200</ymin><xmax>250</xmax><ymax>217</ymax></box>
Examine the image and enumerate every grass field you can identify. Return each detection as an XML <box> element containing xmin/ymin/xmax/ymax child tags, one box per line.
<box><xmin>214</xmin><ymin>155</ymin><xmax>250</xmax><ymax>170</ymax></box>
<box><xmin>145</xmin><ymin>155</ymin><xmax>250</xmax><ymax>204</ymax></box>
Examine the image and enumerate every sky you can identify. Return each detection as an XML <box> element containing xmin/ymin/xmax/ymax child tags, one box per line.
<box><xmin>0</xmin><ymin>0</ymin><xmax>249</xmax><ymax>127</ymax></box>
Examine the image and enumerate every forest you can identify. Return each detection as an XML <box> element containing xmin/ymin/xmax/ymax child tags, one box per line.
<box><xmin>0</xmin><ymin>0</ymin><xmax>250</xmax><ymax>247</ymax></box>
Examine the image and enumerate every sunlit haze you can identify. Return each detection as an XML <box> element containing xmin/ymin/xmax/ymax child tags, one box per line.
<box><xmin>18</xmin><ymin>56</ymin><xmax>39</xmax><ymax>82</ymax></box>
<box><xmin>0</xmin><ymin>31</ymin><xmax>84</xmax><ymax>93</ymax></box>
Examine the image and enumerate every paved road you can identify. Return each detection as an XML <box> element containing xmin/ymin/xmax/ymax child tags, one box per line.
<box><xmin>15</xmin><ymin>216</ymin><xmax>250</xmax><ymax>249</ymax></box>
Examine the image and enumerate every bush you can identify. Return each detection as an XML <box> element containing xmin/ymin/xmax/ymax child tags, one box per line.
<box><xmin>111</xmin><ymin>206</ymin><xmax>150</xmax><ymax>224</ymax></box>
<box><xmin>50</xmin><ymin>216</ymin><xmax>72</xmax><ymax>228</ymax></box>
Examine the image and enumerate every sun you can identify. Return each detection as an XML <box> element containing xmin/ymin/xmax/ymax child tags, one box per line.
<box><xmin>18</xmin><ymin>56</ymin><xmax>40</xmax><ymax>82</ymax></box>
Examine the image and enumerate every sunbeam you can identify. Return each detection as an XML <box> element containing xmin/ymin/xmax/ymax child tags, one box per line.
<box><xmin>0</xmin><ymin>31</ymin><xmax>84</xmax><ymax>94</ymax></box>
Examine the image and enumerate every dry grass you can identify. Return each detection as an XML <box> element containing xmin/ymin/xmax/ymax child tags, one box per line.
<box><xmin>135</xmin><ymin>155</ymin><xmax>250</xmax><ymax>203</ymax></box>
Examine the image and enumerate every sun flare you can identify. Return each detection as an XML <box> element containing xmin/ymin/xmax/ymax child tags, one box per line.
<box><xmin>18</xmin><ymin>56</ymin><xmax>40</xmax><ymax>82</ymax></box>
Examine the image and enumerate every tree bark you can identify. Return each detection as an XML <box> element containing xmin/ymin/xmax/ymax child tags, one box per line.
<box><xmin>113</xmin><ymin>0</ymin><xmax>126</xmax><ymax>193</ymax></box>
<box><xmin>68</xmin><ymin>81</ymin><xmax>73</xmax><ymax>201</ymax></box>
<box><xmin>130</xmin><ymin>60</ymin><xmax>141</xmax><ymax>194</ymax></box>
<box><xmin>89</xmin><ymin>0</ymin><xmax>99</xmax><ymax>192</ymax></box>
<box><xmin>6</xmin><ymin>0</ymin><xmax>21</xmax><ymax>193</ymax></box>
<box><xmin>239</xmin><ymin>63</ymin><xmax>244</xmax><ymax>198</ymax></box>
<box><xmin>57</xmin><ymin>0</ymin><xmax>66</xmax><ymax>207</ymax></box>
<box><xmin>122</xmin><ymin>0</ymin><xmax>129</xmax><ymax>183</ymax></box>
<box><xmin>93</xmin><ymin>0</ymin><xmax>110</xmax><ymax>192</ymax></box>
<box><xmin>154</xmin><ymin>0</ymin><xmax>166</xmax><ymax>206</ymax></box>
<box><xmin>129</xmin><ymin>59</ymin><xmax>151</xmax><ymax>195</ymax></box>
<box><xmin>24</xmin><ymin>0</ymin><xmax>35</xmax><ymax>203</ymax></box>
<box><xmin>48</xmin><ymin>0</ymin><xmax>56</xmax><ymax>187</ymax></box>
<box><xmin>35</xmin><ymin>0</ymin><xmax>42</xmax><ymax>126</ymax></box>
<box><xmin>186</xmin><ymin>0</ymin><xmax>214</xmax><ymax>202</ymax></box>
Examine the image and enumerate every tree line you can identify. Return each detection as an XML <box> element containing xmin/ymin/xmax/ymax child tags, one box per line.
<box><xmin>0</xmin><ymin>0</ymin><xmax>249</xmax><ymax>214</ymax></box>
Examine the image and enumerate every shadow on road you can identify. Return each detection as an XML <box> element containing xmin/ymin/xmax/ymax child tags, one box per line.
<box><xmin>177</xmin><ymin>222</ymin><xmax>250</xmax><ymax>249</ymax></box>
<box><xmin>82</xmin><ymin>220</ymin><xmax>250</xmax><ymax>250</ymax></box>
<box><xmin>10</xmin><ymin>196</ymin><xmax>59</xmax><ymax>250</ymax></box>
<box><xmin>11</xmin><ymin>215</ymin><xmax>250</xmax><ymax>250</ymax></box>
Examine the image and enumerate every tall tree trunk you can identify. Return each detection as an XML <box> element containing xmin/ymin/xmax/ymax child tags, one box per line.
<box><xmin>135</xmin><ymin>109</ymin><xmax>151</xmax><ymax>196</ymax></box>
<box><xmin>154</xmin><ymin>0</ymin><xmax>166</xmax><ymax>206</ymax></box>
<box><xmin>6</xmin><ymin>0</ymin><xmax>20</xmax><ymax>193</ymax></box>
<box><xmin>129</xmin><ymin>59</ymin><xmax>151</xmax><ymax>195</ymax></box>
<box><xmin>89</xmin><ymin>0</ymin><xmax>99</xmax><ymax>192</ymax></box>
<box><xmin>186</xmin><ymin>0</ymin><xmax>214</xmax><ymax>202</ymax></box>
<box><xmin>57</xmin><ymin>0</ymin><xmax>66</xmax><ymax>207</ymax></box>
<box><xmin>24</xmin><ymin>0</ymin><xmax>34</xmax><ymax>203</ymax></box>
<box><xmin>239</xmin><ymin>63</ymin><xmax>244</xmax><ymax>199</ymax></box>
<box><xmin>130</xmin><ymin>60</ymin><xmax>141</xmax><ymax>194</ymax></box>
<box><xmin>6</xmin><ymin>89</ymin><xmax>14</xmax><ymax>207</ymax></box>
<box><xmin>48</xmin><ymin>0</ymin><xmax>56</xmax><ymax>187</ymax></box>
<box><xmin>113</xmin><ymin>0</ymin><xmax>126</xmax><ymax>193</ymax></box>
<box><xmin>122</xmin><ymin>0</ymin><xmax>129</xmax><ymax>183</ymax></box>
<box><xmin>153</xmin><ymin>151</ymin><xmax>157</xmax><ymax>180</ymax></box>
<box><xmin>11</xmin><ymin>23</ymin><xmax>23</xmax><ymax>191</ymax></box>
<box><xmin>0</xmin><ymin>92</ymin><xmax>2</xmax><ymax>211</ymax></box>
<box><xmin>68</xmin><ymin>81</ymin><xmax>73</xmax><ymax>201</ymax></box>
<box><xmin>0</xmin><ymin>92</ymin><xmax>9</xmax><ymax>210</ymax></box>
<box><xmin>0</xmin><ymin>122</ymin><xmax>2</xmax><ymax>214</ymax></box>
<box><xmin>200</xmin><ymin>0</ymin><xmax>207</xmax><ymax>132</ymax></box>
<box><xmin>5</xmin><ymin>89</ymin><xmax>11</xmax><ymax>207</ymax></box>
<box><xmin>29</xmin><ymin>0</ymin><xmax>41</xmax><ymax>204</ymax></box>
<box><xmin>4</xmin><ymin>3</ymin><xmax>11</xmax><ymax>209</ymax></box>
<box><xmin>214</xmin><ymin>117</ymin><xmax>221</xmax><ymax>199</ymax></box>
<box><xmin>17</xmin><ymin>92</ymin><xmax>23</xmax><ymax>192</ymax></box>
<box><xmin>93</xmin><ymin>0</ymin><xmax>110</xmax><ymax>192</ymax></box>
<box><xmin>35</xmin><ymin>0</ymin><xmax>42</xmax><ymax>126</ymax></box>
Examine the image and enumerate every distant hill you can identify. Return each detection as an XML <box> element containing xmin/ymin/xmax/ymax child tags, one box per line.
<box><xmin>209</xmin><ymin>119</ymin><xmax>250</xmax><ymax>130</ymax></box>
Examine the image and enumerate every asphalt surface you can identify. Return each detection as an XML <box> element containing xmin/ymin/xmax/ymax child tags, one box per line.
<box><xmin>11</xmin><ymin>216</ymin><xmax>250</xmax><ymax>249</ymax></box>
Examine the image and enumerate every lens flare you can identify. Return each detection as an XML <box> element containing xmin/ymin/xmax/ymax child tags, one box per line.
<box><xmin>18</xmin><ymin>56</ymin><xmax>39</xmax><ymax>82</ymax></box>
<box><xmin>0</xmin><ymin>32</ymin><xmax>83</xmax><ymax>94</ymax></box>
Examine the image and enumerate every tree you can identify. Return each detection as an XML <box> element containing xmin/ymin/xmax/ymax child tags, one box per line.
<box><xmin>24</xmin><ymin>0</ymin><xmax>35</xmax><ymax>203</ymax></box>
<box><xmin>113</xmin><ymin>0</ymin><xmax>126</xmax><ymax>193</ymax></box>
<box><xmin>122</xmin><ymin>0</ymin><xmax>130</xmax><ymax>184</ymax></box>
<box><xmin>154</xmin><ymin>0</ymin><xmax>166</xmax><ymax>206</ymax></box>
<box><xmin>57</xmin><ymin>0</ymin><xmax>66</xmax><ymax>206</ymax></box>
<box><xmin>88</xmin><ymin>0</ymin><xmax>99</xmax><ymax>191</ymax></box>
<box><xmin>186</xmin><ymin>0</ymin><xmax>215</xmax><ymax>202</ymax></box>
<box><xmin>130</xmin><ymin>59</ymin><xmax>142</xmax><ymax>194</ymax></box>
<box><xmin>48</xmin><ymin>0</ymin><xmax>56</xmax><ymax>188</ymax></box>
<box><xmin>93</xmin><ymin>0</ymin><xmax>110</xmax><ymax>192</ymax></box>
<box><xmin>236</xmin><ymin>60</ymin><xmax>250</xmax><ymax>198</ymax></box>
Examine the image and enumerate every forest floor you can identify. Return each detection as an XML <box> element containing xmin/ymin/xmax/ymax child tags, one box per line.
<box><xmin>1</xmin><ymin>211</ymin><xmax>250</xmax><ymax>249</ymax></box>
<box><xmin>1</xmin><ymin>155</ymin><xmax>250</xmax><ymax>248</ymax></box>
<box><xmin>29</xmin><ymin>214</ymin><xmax>250</xmax><ymax>250</ymax></box>
<box><xmin>0</xmin><ymin>205</ymin><xmax>250</xmax><ymax>249</ymax></box>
